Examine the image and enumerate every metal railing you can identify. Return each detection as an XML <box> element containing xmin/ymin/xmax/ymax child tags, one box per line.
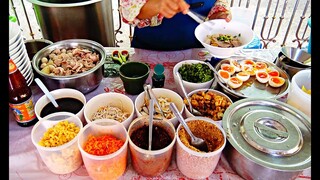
<box><xmin>10</xmin><ymin>0</ymin><xmax>311</xmax><ymax>49</ymax></box>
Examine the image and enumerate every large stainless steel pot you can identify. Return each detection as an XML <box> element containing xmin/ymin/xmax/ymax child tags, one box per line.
<box><xmin>27</xmin><ymin>0</ymin><xmax>115</xmax><ymax>47</ymax></box>
<box><xmin>31</xmin><ymin>39</ymin><xmax>106</xmax><ymax>94</ymax></box>
<box><xmin>222</xmin><ymin>98</ymin><xmax>311</xmax><ymax>180</ymax></box>
<box><xmin>275</xmin><ymin>46</ymin><xmax>311</xmax><ymax>79</ymax></box>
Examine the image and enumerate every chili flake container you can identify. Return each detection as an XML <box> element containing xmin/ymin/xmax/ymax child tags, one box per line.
<box><xmin>222</xmin><ymin>98</ymin><xmax>311</xmax><ymax>180</ymax></box>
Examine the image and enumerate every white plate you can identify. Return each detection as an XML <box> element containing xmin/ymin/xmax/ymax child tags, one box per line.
<box><xmin>9</xmin><ymin>35</ymin><xmax>23</xmax><ymax>52</ymax></box>
<box><xmin>9</xmin><ymin>39</ymin><xmax>24</xmax><ymax>57</ymax></box>
<box><xmin>18</xmin><ymin>55</ymin><xmax>31</xmax><ymax>76</ymax></box>
<box><xmin>9</xmin><ymin>21</ymin><xmax>22</xmax><ymax>45</ymax></box>
<box><xmin>27</xmin><ymin>72</ymin><xmax>34</xmax><ymax>86</ymax></box>
<box><xmin>11</xmin><ymin>47</ymin><xmax>27</xmax><ymax>65</ymax></box>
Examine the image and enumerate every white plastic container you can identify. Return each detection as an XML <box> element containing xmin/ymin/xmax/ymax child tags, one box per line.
<box><xmin>84</xmin><ymin>92</ymin><xmax>134</xmax><ymax>130</ymax></box>
<box><xmin>176</xmin><ymin>117</ymin><xmax>226</xmax><ymax>179</ymax></box>
<box><xmin>34</xmin><ymin>88</ymin><xmax>86</xmax><ymax>124</ymax></box>
<box><xmin>77</xmin><ymin>119</ymin><xmax>128</xmax><ymax>180</ymax></box>
<box><xmin>31</xmin><ymin>112</ymin><xmax>83</xmax><ymax>174</ymax></box>
<box><xmin>128</xmin><ymin>116</ymin><xmax>176</xmax><ymax>177</ymax></box>
<box><xmin>286</xmin><ymin>69</ymin><xmax>311</xmax><ymax>117</ymax></box>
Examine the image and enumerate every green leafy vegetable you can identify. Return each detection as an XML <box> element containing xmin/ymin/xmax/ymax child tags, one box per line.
<box><xmin>178</xmin><ymin>63</ymin><xmax>213</xmax><ymax>83</ymax></box>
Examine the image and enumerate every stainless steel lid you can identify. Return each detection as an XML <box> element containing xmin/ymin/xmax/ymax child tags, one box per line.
<box><xmin>222</xmin><ymin>98</ymin><xmax>311</xmax><ymax>171</ymax></box>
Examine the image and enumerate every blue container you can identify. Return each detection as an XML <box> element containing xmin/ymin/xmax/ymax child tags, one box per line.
<box><xmin>307</xmin><ymin>18</ymin><xmax>311</xmax><ymax>54</ymax></box>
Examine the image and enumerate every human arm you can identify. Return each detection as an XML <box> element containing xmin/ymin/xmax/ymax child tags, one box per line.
<box><xmin>119</xmin><ymin>0</ymin><xmax>190</xmax><ymax>28</ymax></box>
<box><xmin>207</xmin><ymin>0</ymin><xmax>232</xmax><ymax>22</ymax></box>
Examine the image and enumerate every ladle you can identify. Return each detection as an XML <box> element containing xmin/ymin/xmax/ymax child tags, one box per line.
<box><xmin>175</xmin><ymin>72</ymin><xmax>202</xmax><ymax>116</ymax></box>
<box><xmin>34</xmin><ymin>78</ymin><xmax>60</xmax><ymax>109</ymax></box>
<box><xmin>169</xmin><ymin>103</ymin><xmax>208</xmax><ymax>152</ymax></box>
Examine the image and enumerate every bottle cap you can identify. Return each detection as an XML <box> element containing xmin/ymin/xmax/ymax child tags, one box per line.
<box><xmin>154</xmin><ymin>64</ymin><xmax>164</xmax><ymax>76</ymax></box>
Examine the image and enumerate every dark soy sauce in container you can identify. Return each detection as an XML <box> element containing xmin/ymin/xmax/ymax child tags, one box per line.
<box><xmin>130</xmin><ymin>124</ymin><xmax>172</xmax><ymax>150</ymax></box>
<box><xmin>40</xmin><ymin>97</ymin><xmax>84</xmax><ymax>118</ymax></box>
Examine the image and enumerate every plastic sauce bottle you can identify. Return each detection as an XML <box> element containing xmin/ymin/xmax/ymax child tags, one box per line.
<box><xmin>152</xmin><ymin>64</ymin><xmax>165</xmax><ymax>88</ymax></box>
<box><xmin>8</xmin><ymin>59</ymin><xmax>37</xmax><ymax>127</ymax></box>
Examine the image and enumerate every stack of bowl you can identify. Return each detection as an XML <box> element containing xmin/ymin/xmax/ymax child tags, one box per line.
<box><xmin>9</xmin><ymin>21</ymin><xmax>34</xmax><ymax>85</ymax></box>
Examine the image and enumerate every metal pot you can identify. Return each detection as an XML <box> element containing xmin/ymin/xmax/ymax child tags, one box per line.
<box><xmin>31</xmin><ymin>39</ymin><xmax>106</xmax><ymax>94</ymax></box>
<box><xmin>25</xmin><ymin>39</ymin><xmax>53</xmax><ymax>61</ymax></box>
<box><xmin>27</xmin><ymin>0</ymin><xmax>115</xmax><ymax>47</ymax></box>
<box><xmin>222</xmin><ymin>98</ymin><xmax>311</xmax><ymax>180</ymax></box>
<box><xmin>275</xmin><ymin>47</ymin><xmax>311</xmax><ymax>79</ymax></box>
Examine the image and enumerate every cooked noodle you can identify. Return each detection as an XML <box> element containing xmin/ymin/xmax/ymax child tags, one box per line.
<box><xmin>91</xmin><ymin>106</ymin><xmax>129</xmax><ymax>122</ymax></box>
<box><xmin>205</xmin><ymin>33</ymin><xmax>242</xmax><ymax>48</ymax></box>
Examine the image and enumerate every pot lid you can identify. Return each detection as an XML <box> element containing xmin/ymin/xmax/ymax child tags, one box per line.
<box><xmin>222</xmin><ymin>98</ymin><xmax>311</xmax><ymax>171</ymax></box>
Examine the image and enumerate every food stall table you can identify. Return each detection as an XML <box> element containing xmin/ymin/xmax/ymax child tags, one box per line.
<box><xmin>9</xmin><ymin>47</ymin><xmax>311</xmax><ymax>179</ymax></box>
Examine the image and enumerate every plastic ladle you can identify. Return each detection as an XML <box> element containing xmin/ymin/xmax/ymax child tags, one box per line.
<box><xmin>34</xmin><ymin>78</ymin><xmax>60</xmax><ymax>109</ymax></box>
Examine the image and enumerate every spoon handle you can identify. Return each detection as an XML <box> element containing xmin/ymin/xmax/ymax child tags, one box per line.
<box><xmin>175</xmin><ymin>72</ymin><xmax>193</xmax><ymax>113</ymax></box>
<box><xmin>148</xmin><ymin>99</ymin><xmax>154</xmax><ymax>151</ymax></box>
<box><xmin>169</xmin><ymin>103</ymin><xmax>196</xmax><ymax>141</ymax></box>
<box><xmin>34</xmin><ymin>78</ymin><xmax>59</xmax><ymax>108</ymax></box>
<box><xmin>187</xmin><ymin>10</ymin><xmax>205</xmax><ymax>24</ymax></box>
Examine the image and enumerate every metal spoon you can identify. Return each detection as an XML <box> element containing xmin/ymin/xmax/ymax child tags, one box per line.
<box><xmin>148</xmin><ymin>99</ymin><xmax>154</xmax><ymax>151</ymax></box>
<box><xmin>186</xmin><ymin>10</ymin><xmax>205</xmax><ymax>24</ymax></box>
<box><xmin>34</xmin><ymin>78</ymin><xmax>60</xmax><ymax>109</ymax></box>
<box><xmin>175</xmin><ymin>72</ymin><xmax>202</xmax><ymax>116</ymax></box>
<box><xmin>169</xmin><ymin>103</ymin><xmax>208</xmax><ymax>152</ymax></box>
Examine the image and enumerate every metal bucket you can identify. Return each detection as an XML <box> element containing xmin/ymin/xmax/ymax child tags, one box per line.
<box><xmin>27</xmin><ymin>0</ymin><xmax>115</xmax><ymax>47</ymax></box>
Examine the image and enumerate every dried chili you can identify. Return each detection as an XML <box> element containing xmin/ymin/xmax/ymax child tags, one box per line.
<box><xmin>83</xmin><ymin>134</ymin><xmax>124</xmax><ymax>156</ymax></box>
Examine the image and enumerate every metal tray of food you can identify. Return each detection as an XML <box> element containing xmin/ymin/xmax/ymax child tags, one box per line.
<box><xmin>214</xmin><ymin>57</ymin><xmax>290</xmax><ymax>99</ymax></box>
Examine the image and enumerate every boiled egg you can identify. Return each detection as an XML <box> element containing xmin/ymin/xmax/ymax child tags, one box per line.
<box><xmin>221</xmin><ymin>63</ymin><xmax>236</xmax><ymax>75</ymax></box>
<box><xmin>229</xmin><ymin>59</ymin><xmax>241</xmax><ymax>72</ymax></box>
<box><xmin>218</xmin><ymin>69</ymin><xmax>230</xmax><ymax>83</ymax></box>
<box><xmin>236</xmin><ymin>71</ymin><xmax>250</xmax><ymax>81</ymax></box>
<box><xmin>256</xmin><ymin>71</ymin><xmax>270</xmax><ymax>83</ymax></box>
<box><xmin>241</xmin><ymin>59</ymin><xmax>256</xmax><ymax>67</ymax></box>
<box><xmin>227</xmin><ymin>76</ymin><xmax>243</xmax><ymax>89</ymax></box>
<box><xmin>268</xmin><ymin>76</ymin><xmax>285</xmax><ymax>88</ymax></box>
<box><xmin>241</xmin><ymin>64</ymin><xmax>257</xmax><ymax>76</ymax></box>
<box><xmin>255</xmin><ymin>61</ymin><xmax>268</xmax><ymax>71</ymax></box>
<box><xmin>266</xmin><ymin>68</ymin><xmax>280</xmax><ymax>77</ymax></box>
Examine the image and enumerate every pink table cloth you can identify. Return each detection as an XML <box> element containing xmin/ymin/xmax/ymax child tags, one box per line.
<box><xmin>9</xmin><ymin>48</ymin><xmax>311</xmax><ymax>179</ymax></box>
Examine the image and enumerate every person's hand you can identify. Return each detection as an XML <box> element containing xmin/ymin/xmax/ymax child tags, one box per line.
<box><xmin>207</xmin><ymin>3</ymin><xmax>232</xmax><ymax>22</ymax></box>
<box><xmin>151</xmin><ymin>0</ymin><xmax>190</xmax><ymax>18</ymax></box>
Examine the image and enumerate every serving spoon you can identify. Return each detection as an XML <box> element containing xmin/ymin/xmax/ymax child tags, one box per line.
<box><xmin>169</xmin><ymin>103</ymin><xmax>208</xmax><ymax>152</ymax></box>
<box><xmin>34</xmin><ymin>78</ymin><xmax>60</xmax><ymax>109</ymax></box>
<box><xmin>175</xmin><ymin>72</ymin><xmax>202</xmax><ymax>116</ymax></box>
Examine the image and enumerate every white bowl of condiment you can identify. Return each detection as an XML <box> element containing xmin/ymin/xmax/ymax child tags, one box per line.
<box><xmin>84</xmin><ymin>92</ymin><xmax>135</xmax><ymax>129</ymax></box>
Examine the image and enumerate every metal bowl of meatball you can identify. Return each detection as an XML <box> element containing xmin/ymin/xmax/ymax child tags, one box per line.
<box><xmin>32</xmin><ymin>39</ymin><xmax>106</xmax><ymax>94</ymax></box>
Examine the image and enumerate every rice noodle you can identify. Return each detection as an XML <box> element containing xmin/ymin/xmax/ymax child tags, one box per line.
<box><xmin>91</xmin><ymin>106</ymin><xmax>129</xmax><ymax>122</ymax></box>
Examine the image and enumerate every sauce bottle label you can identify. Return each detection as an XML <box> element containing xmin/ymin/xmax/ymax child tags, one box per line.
<box><xmin>9</xmin><ymin>97</ymin><xmax>36</xmax><ymax>123</ymax></box>
<box><xmin>9</xmin><ymin>59</ymin><xmax>18</xmax><ymax>74</ymax></box>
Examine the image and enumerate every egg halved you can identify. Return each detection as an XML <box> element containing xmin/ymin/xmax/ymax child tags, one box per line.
<box><xmin>227</xmin><ymin>76</ymin><xmax>243</xmax><ymax>89</ymax></box>
<box><xmin>241</xmin><ymin>65</ymin><xmax>257</xmax><ymax>76</ymax></box>
<box><xmin>268</xmin><ymin>76</ymin><xmax>285</xmax><ymax>87</ymax></box>
<box><xmin>255</xmin><ymin>61</ymin><xmax>268</xmax><ymax>71</ymax></box>
<box><xmin>241</xmin><ymin>59</ymin><xmax>256</xmax><ymax>67</ymax></box>
<box><xmin>256</xmin><ymin>71</ymin><xmax>270</xmax><ymax>83</ymax></box>
<box><xmin>218</xmin><ymin>69</ymin><xmax>230</xmax><ymax>83</ymax></box>
<box><xmin>236</xmin><ymin>71</ymin><xmax>250</xmax><ymax>81</ymax></box>
<box><xmin>221</xmin><ymin>63</ymin><xmax>236</xmax><ymax>75</ymax></box>
<box><xmin>266</xmin><ymin>68</ymin><xmax>280</xmax><ymax>77</ymax></box>
<box><xmin>229</xmin><ymin>59</ymin><xmax>241</xmax><ymax>72</ymax></box>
